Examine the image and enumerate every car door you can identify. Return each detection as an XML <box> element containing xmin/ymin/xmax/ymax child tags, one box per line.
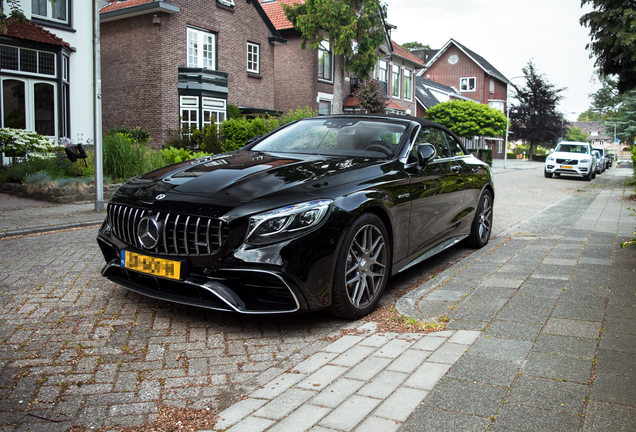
<box><xmin>406</xmin><ymin>126</ymin><xmax>466</xmax><ymax>256</ymax></box>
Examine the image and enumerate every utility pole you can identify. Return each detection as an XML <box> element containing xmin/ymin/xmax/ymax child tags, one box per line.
<box><xmin>94</xmin><ymin>0</ymin><xmax>104</xmax><ymax>211</ymax></box>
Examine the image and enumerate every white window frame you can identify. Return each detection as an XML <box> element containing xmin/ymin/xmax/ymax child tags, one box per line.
<box><xmin>247</xmin><ymin>42</ymin><xmax>260</xmax><ymax>74</ymax></box>
<box><xmin>460</xmin><ymin>77</ymin><xmax>476</xmax><ymax>92</ymax></box>
<box><xmin>391</xmin><ymin>64</ymin><xmax>400</xmax><ymax>98</ymax></box>
<box><xmin>0</xmin><ymin>45</ymin><xmax>57</xmax><ymax>78</ymax></box>
<box><xmin>317</xmin><ymin>40</ymin><xmax>333</xmax><ymax>83</ymax></box>
<box><xmin>187</xmin><ymin>27</ymin><xmax>216</xmax><ymax>70</ymax></box>
<box><xmin>202</xmin><ymin>97</ymin><xmax>226</xmax><ymax>127</ymax></box>
<box><xmin>180</xmin><ymin>96</ymin><xmax>199</xmax><ymax>133</ymax></box>
<box><xmin>317</xmin><ymin>92</ymin><xmax>333</xmax><ymax>115</ymax></box>
<box><xmin>31</xmin><ymin>0</ymin><xmax>69</xmax><ymax>25</ymax></box>
<box><xmin>1</xmin><ymin>76</ymin><xmax>58</xmax><ymax>138</ymax></box>
<box><xmin>378</xmin><ymin>60</ymin><xmax>388</xmax><ymax>83</ymax></box>
<box><xmin>403</xmin><ymin>68</ymin><xmax>413</xmax><ymax>101</ymax></box>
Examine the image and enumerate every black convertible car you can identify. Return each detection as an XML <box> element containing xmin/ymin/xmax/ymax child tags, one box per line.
<box><xmin>97</xmin><ymin>114</ymin><xmax>494</xmax><ymax>319</ymax></box>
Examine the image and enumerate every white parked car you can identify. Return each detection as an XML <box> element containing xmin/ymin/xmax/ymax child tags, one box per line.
<box><xmin>592</xmin><ymin>146</ymin><xmax>610</xmax><ymax>170</ymax></box>
<box><xmin>545</xmin><ymin>141</ymin><xmax>596</xmax><ymax>181</ymax></box>
<box><xmin>592</xmin><ymin>150</ymin><xmax>605</xmax><ymax>175</ymax></box>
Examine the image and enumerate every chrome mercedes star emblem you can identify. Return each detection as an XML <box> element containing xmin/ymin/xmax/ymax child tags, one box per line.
<box><xmin>137</xmin><ymin>215</ymin><xmax>163</xmax><ymax>249</ymax></box>
<box><xmin>156</xmin><ymin>194</ymin><xmax>166</xmax><ymax>200</ymax></box>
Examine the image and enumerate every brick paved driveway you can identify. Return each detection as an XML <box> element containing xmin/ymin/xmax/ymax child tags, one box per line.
<box><xmin>0</xmin><ymin>226</ymin><xmax>460</xmax><ymax>430</ymax></box>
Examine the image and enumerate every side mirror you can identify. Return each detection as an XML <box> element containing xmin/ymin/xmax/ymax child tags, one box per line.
<box><xmin>549</xmin><ymin>148</ymin><xmax>555</xmax><ymax>153</ymax></box>
<box><xmin>416</xmin><ymin>143</ymin><xmax>436</xmax><ymax>167</ymax></box>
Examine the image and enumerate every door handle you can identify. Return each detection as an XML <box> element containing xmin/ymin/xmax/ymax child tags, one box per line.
<box><xmin>450</xmin><ymin>165</ymin><xmax>461</xmax><ymax>173</ymax></box>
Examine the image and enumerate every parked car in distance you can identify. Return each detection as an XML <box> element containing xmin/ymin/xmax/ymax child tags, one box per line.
<box><xmin>607</xmin><ymin>153</ymin><xmax>614</xmax><ymax>167</ymax></box>
<box><xmin>96</xmin><ymin>115</ymin><xmax>495</xmax><ymax>319</ymax></box>
<box><xmin>592</xmin><ymin>146</ymin><xmax>610</xmax><ymax>170</ymax></box>
<box><xmin>545</xmin><ymin>141</ymin><xmax>596</xmax><ymax>181</ymax></box>
<box><xmin>592</xmin><ymin>150</ymin><xmax>605</xmax><ymax>175</ymax></box>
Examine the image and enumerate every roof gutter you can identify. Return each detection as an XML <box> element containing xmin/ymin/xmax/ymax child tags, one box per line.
<box><xmin>100</xmin><ymin>1</ymin><xmax>180</xmax><ymax>23</ymax></box>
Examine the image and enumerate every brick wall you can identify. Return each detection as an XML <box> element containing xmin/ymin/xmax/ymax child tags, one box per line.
<box><xmin>101</xmin><ymin>0</ymin><xmax>277</xmax><ymax>146</ymax></box>
<box><xmin>273</xmin><ymin>31</ymin><xmax>323</xmax><ymax>115</ymax></box>
<box><xmin>421</xmin><ymin>46</ymin><xmax>487</xmax><ymax>104</ymax></box>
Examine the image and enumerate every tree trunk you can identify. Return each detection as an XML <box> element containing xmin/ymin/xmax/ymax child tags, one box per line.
<box><xmin>332</xmin><ymin>54</ymin><xmax>344</xmax><ymax>114</ymax></box>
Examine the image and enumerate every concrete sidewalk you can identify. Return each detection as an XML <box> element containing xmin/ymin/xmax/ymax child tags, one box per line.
<box><xmin>206</xmin><ymin>167</ymin><xmax>636</xmax><ymax>431</ymax></box>
<box><xmin>0</xmin><ymin>193</ymin><xmax>104</xmax><ymax>238</ymax></box>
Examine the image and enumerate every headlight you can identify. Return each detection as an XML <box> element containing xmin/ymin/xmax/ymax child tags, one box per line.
<box><xmin>245</xmin><ymin>199</ymin><xmax>333</xmax><ymax>245</ymax></box>
<box><xmin>580</xmin><ymin>158</ymin><xmax>591</xmax><ymax>163</ymax></box>
<box><xmin>547</xmin><ymin>156</ymin><xmax>555</xmax><ymax>161</ymax></box>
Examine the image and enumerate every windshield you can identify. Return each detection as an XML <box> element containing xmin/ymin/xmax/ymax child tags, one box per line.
<box><xmin>555</xmin><ymin>143</ymin><xmax>589</xmax><ymax>154</ymax></box>
<box><xmin>249</xmin><ymin>118</ymin><xmax>408</xmax><ymax>157</ymax></box>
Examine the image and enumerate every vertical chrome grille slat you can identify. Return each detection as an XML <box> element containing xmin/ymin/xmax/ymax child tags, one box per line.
<box><xmin>108</xmin><ymin>205</ymin><xmax>225</xmax><ymax>256</ymax></box>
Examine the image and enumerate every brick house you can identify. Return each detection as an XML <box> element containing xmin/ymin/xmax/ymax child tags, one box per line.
<box><xmin>412</xmin><ymin>39</ymin><xmax>510</xmax><ymax>158</ymax></box>
<box><xmin>0</xmin><ymin>1</ymin><xmax>95</xmax><ymax>145</ymax></box>
<box><xmin>260</xmin><ymin>0</ymin><xmax>424</xmax><ymax>116</ymax></box>
<box><xmin>100</xmin><ymin>0</ymin><xmax>286</xmax><ymax>145</ymax></box>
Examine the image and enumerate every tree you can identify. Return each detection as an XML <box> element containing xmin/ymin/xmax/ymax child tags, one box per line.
<box><xmin>401</xmin><ymin>41</ymin><xmax>431</xmax><ymax>51</ymax></box>
<box><xmin>284</xmin><ymin>0</ymin><xmax>386</xmax><ymax>114</ymax></box>
<box><xmin>580</xmin><ymin>0</ymin><xmax>636</xmax><ymax>94</ymax></box>
<box><xmin>565</xmin><ymin>126</ymin><xmax>589</xmax><ymax>142</ymax></box>
<box><xmin>615</xmin><ymin>90</ymin><xmax>636</xmax><ymax>144</ymax></box>
<box><xmin>353</xmin><ymin>79</ymin><xmax>386</xmax><ymax>113</ymax></box>
<box><xmin>424</xmin><ymin>100</ymin><xmax>507</xmax><ymax>139</ymax></box>
<box><xmin>1</xmin><ymin>0</ymin><xmax>26</xmax><ymax>32</ymax></box>
<box><xmin>578</xmin><ymin>108</ymin><xmax>608</xmax><ymax>121</ymax></box>
<box><xmin>588</xmin><ymin>72</ymin><xmax>625</xmax><ymax>117</ymax></box>
<box><xmin>509</xmin><ymin>60</ymin><xmax>566</xmax><ymax>155</ymax></box>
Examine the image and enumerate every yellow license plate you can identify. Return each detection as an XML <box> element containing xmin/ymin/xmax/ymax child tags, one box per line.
<box><xmin>121</xmin><ymin>251</ymin><xmax>181</xmax><ymax>280</ymax></box>
<box><xmin>561</xmin><ymin>165</ymin><xmax>573</xmax><ymax>169</ymax></box>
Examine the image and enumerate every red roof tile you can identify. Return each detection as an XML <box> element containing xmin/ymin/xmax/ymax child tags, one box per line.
<box><xmin>391</xmin><ymin>40</ymin><xmax>426</xmax><ymax>68</ymax></box>
<box><xmin>5</xmin><ymin>17</ymin><xmax>70</xmax><ymax>48</ymax></box>
<box><xmin>385</xmin><ymin>100</ymin><xmax>405</xmax><ymax>111</ymax></box>
<box><xmin>260</xmin><ymin>0</ymin><xmax>305</xmax><ymax>31</ymax></box>
<box><xmin>101</xmin><ymin>0</ymin><xmax>155</xmax><ymax>13</ymax></box>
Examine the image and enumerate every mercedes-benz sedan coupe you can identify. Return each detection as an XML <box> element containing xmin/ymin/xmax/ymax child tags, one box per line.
<box><xmin>97</xmin><ymin>115</ymin><xmax>494</xmax><ymax>319</ymax></box>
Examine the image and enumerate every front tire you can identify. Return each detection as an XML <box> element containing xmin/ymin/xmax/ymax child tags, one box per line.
<box><xmin>544</xmin><ymin>169</ymin><xmax>553</xmax><ymax>178</ymax></box>
<box><xmin>328</xmin><ymin>213</ymin><xmax>390</xmax><ymax>320</ymax></box>
<box><xmin>467</xmin><ymin>190</ymin><xmax>493</xmax><ymax>249</ymax></box>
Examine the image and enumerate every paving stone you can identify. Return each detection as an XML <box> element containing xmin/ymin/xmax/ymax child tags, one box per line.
<box><xmin>331</xmin><ymin>345</ymin><xmax>375</xmax><ymax>367</ymax></box>
<box><xmin>522</xmin><ymin>352</ymin><xmax>593</xmax><ymax>383</ymax></box>
<box><xmin>318</xmin><ymin>395</ymin><xmax>381</xmax><ymax>431</ymax></box>
<box><xmin>309</xmin><ymin>378</ymin><xmax>364</xmax><ymax>408</ymax></box>
<box><xmin>345</xmin><ymin>356</ymin><xmax>392</xmax><ymax>381</ymax></box>
<box><xmin>386</xmin><ymin>348</ymin><xmax>430</xmax><ymax>373</ymax></box>
<box><xmin>296</xmin><ymin>365</ymin><xmax>348</xmax><ymax>390</ymax></box>
<box><xmin>469</xmin><ymin>337</ymin><xmax>533</xmax><ymax>364</ymax></box>
<box><xmin>266</xmin><ymin>404</ymin><xmax>330</xmax><ymax>432</ymax></box>
<box><xmin>423</xmin><ymin>378</ymin><xmax>506</xmax><ymax>416</ymax></box>
<box><xmin>552</xmin><ymin>305</ymin><xmax>605</xmax><ymax>322</ymax></box>
<box><xmin>589</xmin><ymin>374</ymin><xmax>636</xmax><ymax>406</ymax></box>
<box><xmin>493</xmin><ymin>403</ymin><xmax>581</xmax><ymax>432</ymax></box>
<box><xmin>374</xmin><ymin>387</ymin><xmax>429</xmax><ymax>422</ymax></box>
<box><xmin>544</xmin><ymin>318</ymin><xmax>602</xmax><ymax>339</ymax></box>
<box><xmin>603</xmin><ymin>316</ymin><xmax>636</xmax><ymax>336</ymax></box>
<box><xmin>595</xmin><ymin>350</ymin><xmax>636</xmax><ymax>378</ymax></box>
<box><xmin>582</xmin><ymin>401</ymin><xmax>636</xmax><ymax>432</ymax></box>
<box><xmin>292</xmin><ymin>352</ymin><xmax>339</xmax><ymax>374</ymax></box>
<box><xmin>447</xmin><ymin>355</ymin><xmax>519</xmax><ymax>387</ymax></box>
<box><xmin>357</xmin><ymin>370</ymin><xmax>409</xmax><ymax>399</ymax></box>
<box><xmin>471</xmin><ymin>286</ymin><xmax>517</xmax><ymax>299</ymax></box>
<box><xmin>214</xmin><ymin>398</ymin><xmax>268</xmax><ymax>430</ymax></box>
<box><xmin>533</xmin><ymin>334</ymin><xmax>598</xmax><ymax>359</ymax></box>
<box><xmin>403</xmin><ymin>362</ymin><xmax>451</xmax><ymax>390</ymax></box>
<box><xmin>426</xmin><ymin>342</ymin><xmax>468</xmax><ymax>364</ymax></box>
<box><xmin>484</xmin><ymin>320</ymin><xmax>542</xmax><ymax>342</ymax></box>
<box><xmin>400</xmin><ymin>406</ymin><xmax>491</xmax><ymax>431</ymax></box>
<box><xmin>250</xmin><ymin>373</ymin><xmax>305</xmax><ymax>400</ymax></box>
<box><xmin>507</xmin><ymin>375</ymin><xmax>587</xmax><ymax>414</ymax></box>
<box><xmin>354</xmin><ymin>415</ymin><xmax>401</xmax><ymax>432</ymax></box>
<box><xmin>496</xmin><ymin>306</ymin><xmax>551</xmax><ymax>324</ymax></box>
<box><xmin>599</xmin><ymin>332</ymin><xmax>636</xmax><ymax>353</ymax></box>
<box><xmin>252</xmin><ymin>387</ymin><xmax>315</xmax><ymax>420</ymax></box>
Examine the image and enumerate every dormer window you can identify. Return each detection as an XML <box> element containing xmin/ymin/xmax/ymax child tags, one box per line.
<box><xmin>32</xmin><ymin>0</ymin><xmax>69</xmax><ymax>25</ymax></box>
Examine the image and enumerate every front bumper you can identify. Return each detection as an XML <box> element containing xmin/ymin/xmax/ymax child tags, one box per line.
<box><xmin>545</xmin><ymin>162</ymin><xmax>591</xmax><ymax>177</ymax></box>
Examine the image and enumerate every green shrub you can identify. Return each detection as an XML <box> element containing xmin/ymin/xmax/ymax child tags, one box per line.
<box><xmin>507</xmin><ymin>152</ymin><xmax>516</xmax><ymax>159</ymax></box>
<box><xmin>107</xmin><ymin>126</ymin><xmax>151</xmax><ymax>144</ymax></box>
<box><xmin>192</xmin><ymin>125</ymin><xmax>223</xmax><ymax>154</ymax></box>
<box><xmin>278</xmin><ymin>106</ymin><xmax>318</xmax><ymax>126</ymax></box>
<box><xmin>221</xmin><ymin>117</ymin><xmax>254</xmax><ymax>152</ymax></box>
<box><xmin>227</xmin><ymin>104</ymin><xmax>243</xmax><ymax>119</ymax></box>
<box><xmin>161</xmin><ymin>147</ymin><xmax>193</xmax><ymax>164</ymax></box>
<box><xmin>103</xmin><ymin>133</ymin><xmax>165</xmax><ymax>182</ymax></box>
<box><xmin>532</xmin><ymin>154</ymin><xmax>547</xmax><ymax>162</ymax></box>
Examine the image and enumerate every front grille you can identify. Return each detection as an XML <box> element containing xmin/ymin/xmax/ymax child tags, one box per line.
<box><xmin>556</xmin><ymin>158</ymin><xmax>579</xmax><ymax>165</ymax></box>
<box><xmin>108</xmin><ymin>203</ymin><xmax>228</xmax><ymax>255</ymax></box>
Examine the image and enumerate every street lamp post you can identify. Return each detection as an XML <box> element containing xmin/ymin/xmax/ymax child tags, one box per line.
<box><xmin>504</xmin><ymin>76</ymin><xmax>529</xmax><ymax>169</ymax></box>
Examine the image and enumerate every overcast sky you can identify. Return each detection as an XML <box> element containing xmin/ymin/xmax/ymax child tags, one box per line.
<box><xmin>384</xmin><ymin>0</ymin><xmax>599</xmax><ymax>121</ymax></box>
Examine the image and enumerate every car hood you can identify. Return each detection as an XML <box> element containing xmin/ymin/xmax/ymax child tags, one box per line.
<box><xmin>550</xmin><ymin>152</ymin><xmax>591</xmax><ymax>160</ymax></box>
<box><xmin>111</xmin><ymin>150</ymin><xmax>391</xmax><ymax>208</ymax></box>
